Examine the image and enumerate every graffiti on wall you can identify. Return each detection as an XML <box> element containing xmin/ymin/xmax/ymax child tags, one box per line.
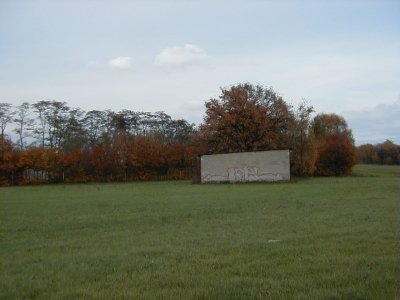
<box><xmin>202</xmin><ymin>166</ymin><xmax>284</xmax><ymax>183</ymax></box>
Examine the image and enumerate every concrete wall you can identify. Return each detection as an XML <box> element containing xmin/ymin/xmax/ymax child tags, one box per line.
<box><xmin>201</xmin><ymin>150</ymin><xmax>290</xmax><ymax>183</ymax></box>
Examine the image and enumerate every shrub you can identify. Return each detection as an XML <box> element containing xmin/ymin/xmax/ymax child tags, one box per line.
<box><xmin>315</xmin><ymin>134</ymin><xmax>357</xmax><ymax>176</ymax></box>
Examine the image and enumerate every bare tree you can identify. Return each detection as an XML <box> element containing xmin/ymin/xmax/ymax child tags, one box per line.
<box><xmin>289</xmin><ymin>100</ymin><xmax>317</xmax><ymax>175</ymax></box>
<box><xmin>0</xmin><ymin>103</ymin><xmax>14</xmax><ymax>147</ymax></box>
<box><xmin>32</xmin><ymin>100</ymin><xmax>70</xmax><ymax>148</ymax></box>
<box><xmin>83</xmin><ymin>110</ymin><xmax>109</xmax><ymax>146</ymax></box>
<box><xmin>32</xmin><ymin>100</ymin><xmax>52</xmax><ymax>147</ymax></box>
<box><xmin>13</xmin><ymin>102</ymin><xmax>34</xmax><ymax>149</ymax></box>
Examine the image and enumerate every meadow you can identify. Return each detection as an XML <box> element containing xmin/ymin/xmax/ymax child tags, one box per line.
<box><xmin>1</xmin><ymin>165</ymin><xmax>399</xmax><ymax>299</ymax></box>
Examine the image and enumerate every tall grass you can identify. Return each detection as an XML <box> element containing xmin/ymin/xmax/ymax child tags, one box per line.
<box><xmin>1</xmin><ymin>165</ymin><xmax>399</xmax><ymax>299</ymax></box>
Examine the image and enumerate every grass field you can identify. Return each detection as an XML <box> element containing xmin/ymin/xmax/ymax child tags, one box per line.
<box><xmin>1</xmin><ymin>165</ymin><xmax>399</xmax><ymax>299</ymax></box>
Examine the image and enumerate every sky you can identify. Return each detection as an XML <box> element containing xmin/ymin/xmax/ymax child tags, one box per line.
<box><xmin>0</xmin><ymin>0</ymin><xmax>399</xmax><ymax>145</ymax></box>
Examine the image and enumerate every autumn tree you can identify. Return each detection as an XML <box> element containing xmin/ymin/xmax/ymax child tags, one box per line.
<box><xmin>132</xmin><ymin>134</ymin><xmax>168</xmax><ymax>179</ymax></box>
<box><xmin>87</xmin><ymin>144</ymin><xmax>118</xmax><ymax>181</ymax></box>
<box><xmin>312</xmin><ymin>113</ymin><xmax>353</xmax><ymax>142</ymax></box>
<box><xmin>289</xmin><ymin>101</ymin><xmax>317</xmax><ymax>176</ymax></box>
<box><xmin>357</xmin><ymin>140</ymin><xmax>400</xmax><ymax>165</ymax></box>
<box><xmin>21</xmin><ymin>147</ymin><xmax>61</xmax><ymax>182</ymax></box>
<box><xmin>0</xmin><ymin>103</ymin><xmax>16</xmax><ymax>183</ymax></box>
<box><xmin>312</xmin><ymin>113</ymin><xmax>356</xmax><ymax>176</ymax></box>
<box><xmin>59</xmin><ymin>149</ymin><xmax>87</xmax><ymax>182</ymax></box>
<box><xmin>0</xmin><ymin>137</ymin><xmax>22</xmax><ymax>185</ymax></box>
<box><xmin>201</xmin><ymin>83</ymin><xmax>294</xmax><ymax>153</ymax></box>
<box><xmin>376</xmin><ymin>140</ymin><xmax>399</xmax><ymax>165</ymax></box>
<box><xmin>357</xmin><ymin>144</ymin><xmax>379</xmax><ymax>164</ymax></box>
<box><xmin>314</xmin><ymin>134</ymin><xmax>356</xmax><ymax>176</ymax></box>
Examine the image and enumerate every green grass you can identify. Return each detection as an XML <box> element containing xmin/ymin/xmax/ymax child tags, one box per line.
<box><xmin>352</xmin><ymin>164</ymin><xmax>400</xmax><ymax>178</ymax></box>
<box><xmin>1</xmin><ymin>165</ymin><xmax>399</xmax><ymax>299</ymax></box>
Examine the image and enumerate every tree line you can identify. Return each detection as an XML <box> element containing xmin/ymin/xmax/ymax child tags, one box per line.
<box><xmin>357</xmin><ymin>140</ymin><xmax>400</xmax><ymax>165</ymax></box>
<box><xmin>0</xmin><ymin>101</ymin><xmax>198</xmax><ymax>185</ymax></box>
<box><xmin>1</xmin><ymin>83</ymin><xmax>358</xmax><ymax>185</ymax></box>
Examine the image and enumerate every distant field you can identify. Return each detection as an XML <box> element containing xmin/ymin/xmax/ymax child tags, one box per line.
<box><xmin>1</xmin><ymin>165</ymin><xmax>399</xmax><ymax>299</ymax></box>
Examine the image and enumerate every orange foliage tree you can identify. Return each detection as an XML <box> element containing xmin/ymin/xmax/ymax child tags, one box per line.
<box><xmin>21</xmin><ymin>147</ymin><xmax>60</xmax><ymax>183</ymax></box>
<box><xmin>312</xmin><ymin>113</ymin><xmax>356</xmax><ymax>176</ymax></box>
<box><xmin>376</xmin><ymin>140</ymin><xmax>400</xmax><ymax>165</ymax></box>
<box><xmin>0</xmin><ymin>138</ymin><xmax>22</xmax><ymax>185</ymax></box>
<box><xmin>201</xmin><ymin>83</ymin><xmax>293</xmax><ymax>153</ymax></box>
<box><xmin>59</xmin><ymin>149</ymin><xmax>87</xmax><ymax>183</ymax></box>
<box><xmin>357</xmin><ymin>144</ymin><xmax>379</xmax><ymax>164</ymax></box>
<box><xmin>315</xmin><ymin>134</ymin><xmax>356</xmax><ymax>176</ymax></box>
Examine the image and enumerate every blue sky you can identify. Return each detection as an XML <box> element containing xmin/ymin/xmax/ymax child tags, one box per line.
<box><xmin>1</xmin><ymin>0</ymin><xmax>399</xmax><ymax>145</ymax></box>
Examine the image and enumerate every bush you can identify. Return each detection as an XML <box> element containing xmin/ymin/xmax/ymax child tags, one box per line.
<box><xmin>315</xmin><ymin>134</ymin><xmax>357</xmax><ymax>176</ymax></box>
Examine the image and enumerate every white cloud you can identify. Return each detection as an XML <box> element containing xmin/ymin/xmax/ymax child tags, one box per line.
<box><xmin>154</xmin><ymin>44</ymin><xmax>208</xmax><ymax>66</ymax></box>
<box><xmin>108</xmin><ymin>56</ymin><xmax>133</xmax><ymax>70</ymax></box>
